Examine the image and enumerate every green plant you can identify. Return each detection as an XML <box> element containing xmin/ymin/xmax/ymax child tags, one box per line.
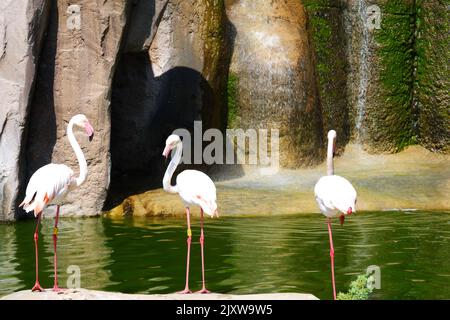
<box><xmin>337</xmin><ymin>274</ymin><xmax>374</xmax><ymax>300</ymax></box>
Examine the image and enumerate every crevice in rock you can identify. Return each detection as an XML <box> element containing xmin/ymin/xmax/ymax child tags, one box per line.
<box><xmin>16</xmin><ymin>1</ymin><xmax>58</xmax><ymax>219</ymax></box>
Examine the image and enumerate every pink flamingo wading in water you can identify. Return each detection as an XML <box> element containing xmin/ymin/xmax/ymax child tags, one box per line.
<box><xmin>314</xmin><ymin>130</ymin><xmax>357</xmax><ymax>300</ymax></box>
<box><xmin>162</xmin><ymin>134</ymin><xmax>218</xmax><ymax>294</ymax></box>
<box><xmin>20</xmin><ymin>114</ymin><xmax>94</xmax><ymax>292</ymax></box>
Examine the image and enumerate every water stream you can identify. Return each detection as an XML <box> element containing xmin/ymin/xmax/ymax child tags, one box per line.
<box><xmin>355</xmin><ymin>0</ymin><xmax>370</xmax><ymax>141</ymax></box>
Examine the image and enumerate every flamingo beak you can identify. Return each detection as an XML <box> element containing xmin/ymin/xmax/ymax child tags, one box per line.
<box><xmin>85</xmin><ymin>122</ymin><xmax>94</xmax><ymax>142</ymax></box>
<box><xmin>162</xmin><ymin>145</ymin><xmax>172</xmax><ymax>159</ymax></box>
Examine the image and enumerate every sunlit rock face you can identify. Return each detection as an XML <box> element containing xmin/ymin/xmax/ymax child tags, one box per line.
<box><xmin>0</xmin><ymin>0</ymin><xmax>50</xmax><ymax>221</ymax></box>
<box><xmin>225</xmin><ymin>0</ymin><xmax>324</xmax><ymax>168</ymax></box>
<box><xmin>23</xmin><ymin>0</ymin><xmax>130</xmax><ymax>218</ymax></box>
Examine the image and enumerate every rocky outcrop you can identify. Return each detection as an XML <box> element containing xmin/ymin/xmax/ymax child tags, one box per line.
<box><xmin>0</xmin><ymin>0</ymin><xmax>50</xmax><ymax>221</ymax></box>
<box><xmin>225</xmin><ymin>0</ymin><xmax>324</xmax><ymax>168</ymax></box>
<box><xmin>346</xmin><ymin>1</ymin><xmax>417</xmax><ymax>152</ymax></box>
<box><xmin>106</xmin><ymin>0</ymin><xmax>229</xmax><ymax>209</ymax></box>
<box><xmin>304</xmin><ymin>0</ymin><xmax>349</xmax><ymax>152</ymax></box>
<box><xmin>22</xmin><ymin>0</ymin><xmax>130</xmax><ymax>218</ymax></box>
<box><xmin>345</xmin><ymin>0</ymin><xmax>449</xmax><ymax>153</ymax></box>
<box><xmin>415</xmin><ymin>1</ymin><xmax>449</xmax><ymax>153</ymax></box>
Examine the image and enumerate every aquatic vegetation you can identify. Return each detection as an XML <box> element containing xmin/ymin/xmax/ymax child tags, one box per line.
<box><xmin>337</xmin><ymin>274</ymin><xmax>374</xmax><ymax>300</ymax></box>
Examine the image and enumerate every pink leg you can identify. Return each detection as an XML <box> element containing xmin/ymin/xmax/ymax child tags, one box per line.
<box><xmin>196</xmin><ymin>209</ymin><xmax>210</xmax><ymax>294</ymax></box>
<box><xmin>327</xmin><ymin>218</ymin><xmax>337</xmax><ymax>300</ymax></box>
<box><xmin>32</xmin><ymin>213</ymin><xmax>44</xmax><ymax>292</ymax></box>
<box><xmin>52</xmin><ymin>205</ymin><xmax>63</xmax><ymax>292</ymax></box>
<box><xmin>177</xmin><ymin>207</ymin><xmax>192</xmax><ymax>294</ymax></box>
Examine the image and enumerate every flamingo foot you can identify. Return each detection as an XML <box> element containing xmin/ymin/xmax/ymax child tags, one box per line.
<box><xmin>31</xmin><ymin>282</ymin><xmax>44</xmax><ymax>292</ymax></box>
<box><xmin>52</xmin><ymin>285</ymin><xmax>65</xmax><ymax>293</ymax></box>
<box><xmin>177</xmin><ymin>288</ymin><xmax>192</xmax><ymax>294</ymax></box>
<box><xmin>195</xmin><ymin>288</ymin><xmax>210</xmax><ymax>294</ymax></box>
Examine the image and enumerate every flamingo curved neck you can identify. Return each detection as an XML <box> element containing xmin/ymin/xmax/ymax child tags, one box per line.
<box><xmin>163</xmin><ymin>143</ymin><xmax>182</xmax><ymax>194</ymax></box>
<box><xmin>67</xmin><ymin>119</ymin><xmax>87</xmax><ymax>187</ymax></box>
<box><xmin>327</xmin><ymin>137</ymin><xmax>334</xmax><ymax>176</ymax></box>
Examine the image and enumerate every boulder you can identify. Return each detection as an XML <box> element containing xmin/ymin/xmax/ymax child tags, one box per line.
<box><xmin>225</xmin><ymin>0</ymin><xmax>324</xmax><ymax>168</ymax></box>
<box><xmin>0</xmin><ymin>0</ymin><xmax>50</xmax><ymax>221</ymax></box>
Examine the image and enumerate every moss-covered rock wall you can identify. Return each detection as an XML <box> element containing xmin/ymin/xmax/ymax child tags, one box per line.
<box><xmin>304</xmin><ymin>0</ymin><xmax>349</xmax><ymax>152</ymax></box>
<box><xmin>415</xmin><ymin>0</ymin><xmax>449</xmax><ymax>152</ymax></box>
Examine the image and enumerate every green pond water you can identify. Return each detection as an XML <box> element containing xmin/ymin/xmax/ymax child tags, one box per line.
<box><xmin>0</xmin><ymin>211</ymin><xmax>449</xmax><ymax>300</ymax></box>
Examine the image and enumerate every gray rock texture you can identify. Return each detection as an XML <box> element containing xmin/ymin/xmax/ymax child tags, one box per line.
<box><xmin>0</xmin><ymin>0</ymin><xmax>50</xmax><ymax>221</ymax></box>
<box><xmin>21</xmin><ymin>0</ymin><xmax>130</xmax><ymax>218</ymax></box>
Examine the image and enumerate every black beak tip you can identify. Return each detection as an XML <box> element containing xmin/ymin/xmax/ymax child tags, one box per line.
<box><xmin>89</xmin><ymin>133</ymin><xmax>94</xmax><ymax>142</ymax></box>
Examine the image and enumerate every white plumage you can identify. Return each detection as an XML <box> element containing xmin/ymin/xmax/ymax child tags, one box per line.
<box><xmin>314</xmin><ymin>175</ymin><xmax>357</xmax><ymax>218</ymax></box>
<box><xmin>19</xmin><ymin>114</ymin><xmax>94</xmax><ymax>292</ymax></box>
<box><xmin>313</xmin><ymin>129</ymin><xmax>357</xmax><ymax>300</ymax></box>
<box><xmin>177</xmin><ymin>170</ymin><xmax>218</xmax><ymax>217</ymax></box>
<box><xmin>162</xmin><ymin>134</ymin><xmax>217</xmax><ymax>294</ymax></box>
<box><xmin>314</xmin><ymin>130</ymin><xmax>357</xmax><ymax>219</ymax></box>
<box><xmin>20</xmin><ymin>164</ymin><xmax>74</xmax><ymax>216</ymax></box>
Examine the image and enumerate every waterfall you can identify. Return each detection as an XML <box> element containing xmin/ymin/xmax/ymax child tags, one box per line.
<box><xmin>355</xmin><ymin>0</ymin><xmax>370</xmax><ymax>141</ymax></box>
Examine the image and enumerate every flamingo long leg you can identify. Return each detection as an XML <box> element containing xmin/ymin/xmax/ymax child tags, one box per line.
<box><xmin>32</xmin><ymin>213</ymin><xmax>43</xmax><ymax>292</ymax></box>
<box><xmin>196</xmin><ymin>209</ymin><xmax>210</xmax><ymax>294</ymax></box>
<box><xmin>178</xmin><ymin>207</ymin><xmax>192</xmax><ymax>294</ymax></box>
<box><xmin>327</xmin><ymin>218</ymin><xmax>337</xmax><ymax>300</ymax></box>
<box><xmin>52</xmin><ymin>205</ymin><xmax>62</xmax><ymax>292</ymax></box>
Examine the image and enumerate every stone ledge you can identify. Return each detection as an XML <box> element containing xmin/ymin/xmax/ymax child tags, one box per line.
<box><xmin>1</xmin><ymin>289</ymin><xmax>318</xmax><ymax>300</ymax></box>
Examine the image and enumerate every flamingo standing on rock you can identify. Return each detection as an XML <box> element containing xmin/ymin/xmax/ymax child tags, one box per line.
<box><xmin>314</xmin><ymin>130</ymin><xmax>357</xmax><ymax>300</ymax></box>
<box><xmin>162</xmin><ymin>134</ymin><xmax>218</xmax><ymax>294</ymax></box>
<box><xmin>20</xmin><ymin>114</ymin><xmax>94</xmax><ymax>292</ymax></box>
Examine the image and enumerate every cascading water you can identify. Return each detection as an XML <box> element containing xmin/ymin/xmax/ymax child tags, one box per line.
<box><xmin>355</xmin><ymin>0</ymin><xmax>370</xmax><ymax>142</ymax></box>
<box><xmin>228</xmin><ymin>1</ymin><xmax>300</xmax><ymax>128</ymax></box>
<box><xmin>226</xmin><ymin>0</ymin><xmax>323</xmax><ymax>167</ymax></box>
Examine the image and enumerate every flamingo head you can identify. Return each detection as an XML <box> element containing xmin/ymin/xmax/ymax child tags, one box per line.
<box><xmin>162</xmin><ymin>134</ymin><xmax>181</xmax><ymax>158</ymax></box>
<box><xmin>72</xmin><ymin>114</ymin><xmax>94</xmax><ymax>142</ymax></box>
<box><xmin>328</xmin><ymin>130</ymin><xmax>337</xmax><ymax>156</ymax></box>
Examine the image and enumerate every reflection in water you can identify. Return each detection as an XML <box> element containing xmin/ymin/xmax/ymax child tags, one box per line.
<box><xmin>0</xmin><ymin>224</ymin><xmax>21</xmax><ymax>292</ymax></box>
<box><xmin>0</xmin><ymin>212</ymin><xmax>449</xmax><ymax>299</ymax></box>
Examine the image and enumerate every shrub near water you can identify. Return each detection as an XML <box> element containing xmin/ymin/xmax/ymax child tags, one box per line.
<box><xmin>337</xmin><ymin>274</ymin><xmax>375</xmax><ymax>300</ymax></box>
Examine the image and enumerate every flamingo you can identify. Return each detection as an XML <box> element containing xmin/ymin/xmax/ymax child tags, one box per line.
<box><xmin>162</xmin><ymin>134</ymin><xmax>218</xmax><ymax>294</ymax></box>
<box><xmin>19</xmin><ymin>114</ymin><xmax>94</xmax><ymax>292</ymax></box>
<box><xmin>314</xmin><ymin>130</ymin><xmax>357</xmax><ymax>300</ymax></box>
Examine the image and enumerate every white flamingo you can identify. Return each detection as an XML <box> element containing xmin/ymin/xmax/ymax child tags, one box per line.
<box><xmin>314</xmin><ymin>130</ymin><xmax>357</xmax><ymax>300</ymax></box>
<box><xmin>162</xmin><ymin>134</ymin><xmax>218</xmax><ymax>294</ymax></box>
<box><xmin>19</xmin><ymin>114</ymin><xmax>94</xmax><ymax>292</ymax></box>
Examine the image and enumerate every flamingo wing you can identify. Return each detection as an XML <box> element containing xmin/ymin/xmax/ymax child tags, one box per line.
<box><xmin>20</xmin><ymin>164</ymin><xmax>74</xmax><ymax>216</ymax></box>
<box><xmin>176</xmin><ymin>170</ymin><xmax>218</xmax><ymax>216</ymax></box>
<box><xmin>314</xmin><ymin>175</ymin><xmax>357</xmax><ymax>217</ymax></box>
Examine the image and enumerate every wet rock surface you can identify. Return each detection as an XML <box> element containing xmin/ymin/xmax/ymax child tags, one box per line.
<box><xmin>106</xmin><ymin>145</ymin><xmax>450</xmax><ymax>217</ymax></box>
<box><xmin>225</xmin><ymin>0</ymin><xmax>324</xmax><ymax>168</ymax></box>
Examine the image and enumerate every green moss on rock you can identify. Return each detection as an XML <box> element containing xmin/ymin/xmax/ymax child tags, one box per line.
<box><xmin>305</xmin><ymin>4</ymin><xmax>349</xmax><ymax>150</ymax></box>
<box><xmin>226</xmin><ymin>72</ymin><xmax>238</xmax><ymax>128</ymax></box>
<box><xmin>415</xmin><ymin>0</ymin><xmax>450</xmax><ymax>152</ymax></box>
<box><xmin>373</xmin><ymin>6</ymin><xmax>416</xmax><ymax>151</ymax></box>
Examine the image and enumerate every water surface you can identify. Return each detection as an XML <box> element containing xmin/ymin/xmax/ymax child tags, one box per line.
<box><xmin>0</xmin><ymin>211</ymin><xmax>449</xmax><ymax>299</ymax></box>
